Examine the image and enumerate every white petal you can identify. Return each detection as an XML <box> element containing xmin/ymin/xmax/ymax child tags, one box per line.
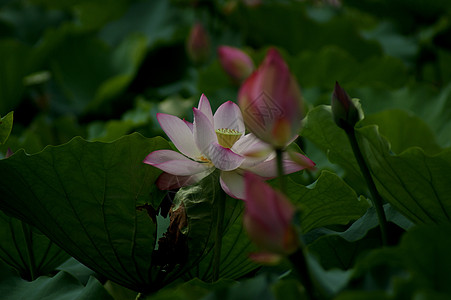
<box><xmin>143</xmin><ymin>150</ymin><xmax>209</xmax><ymax>176</ymax></box>
<box><xmin>183</xmin><ymin>119</ymin><xmax>193</xmax><ymax>132</ymax></box>
<box><xmin>246</xmin><ymin>158</ymin><xmax>278</xmax><ymax>178</ymax></box>
<box><xmin>157</xmin><ymin>113</ymin><xmax>200</xmax><ymax>158</ymax></box>
<box><xmin>209</xmin><ymin>143</ymin><xmax>245</xmax><ymax>171</ymax></box>
<box><xmin>245</xmin><ymin>152</ymin><xmax>310</xmax><ymax>178</ymax></box>
<box><xmin>233</xmin><ymin>133</ymin><xmax>272</xmax><ymax>157</ymax></box>
<box><xmin>193</xmin><ymin>108</ymin><xmax>217</xmax><ymax>158</ymax></box>
<box><xmin>220</xmin><ymin>171</ymin><xmax>245</xmax><ymax>199</ymax></box>
<box><xmin>214</xmin><ymin>101</ymin><xmax>245</xmax><ymax>132</ymax></box>
<box><xmin>157</xmin><ymin>169</ymin><xmax>214</xmax><ymax>190</ymax></box>
<box><xmin>198</xmin><ymin>94</ymin><xmax>213</xmax><ymax>124</ymax></box>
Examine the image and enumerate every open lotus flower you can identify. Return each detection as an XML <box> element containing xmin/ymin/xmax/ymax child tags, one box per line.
<box><xmin>238</xmin><ymin>48</ymin><xmax>303</xmax><ymax>149</ymax></box>
<box><xmin>243</xmin><ymin>172</ymin><xmax>299</xmax><ymax>256</ymax></box>
<box><xmin>144</xmin><ymin>94</ymin><xmax>315</xmax><ymax>199</ymax></box>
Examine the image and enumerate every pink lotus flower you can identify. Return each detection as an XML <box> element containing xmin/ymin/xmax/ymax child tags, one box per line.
<box><xmin>144</xmin><ymin>94</ymin><xmax>314</xmax><ymax>199</ymax></box>
<box><xmin>238</xmin><ymin>48</ymin><xmax>303</xmax><ymax>149</ymax></box>
<box><xmin>218</xmin><ymin>46</ymin><xmax>254</xmax><ymax>82</ymax></box>
<box><xmin>186</xmin><ymin>22</ymin><xmax>210</xmax><ymax>63</ymax></box>
<box><xmin>243</xmin><ymin>172</ymin><xmax>299</xmax><ymax>255</ymax></box>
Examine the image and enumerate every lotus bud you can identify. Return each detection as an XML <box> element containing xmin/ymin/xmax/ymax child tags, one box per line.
<box><xmin>243</xmin><ymin>172</ymin><xmax>299</xmax><ymax>255</ymax></box>
<box><xmin>331</xmin><ymin>82</ymin><xmax>361</xmax><ymax>131</ymax></box>
<box><xmin>218</xmin><ymin>46</ymin><xmax>254</xmax><ymax>83</ymax></box>
<box><xmin>238</xmin><ymin>48</ymin><xmax>303</xmax><ymax>149</ymax></box>
<box><xmin>186</xmin><ymin>22</ymin><xmax>210</xmax><ymax>64</ymax></box>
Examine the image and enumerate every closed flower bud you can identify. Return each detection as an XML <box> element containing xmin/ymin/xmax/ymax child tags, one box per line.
<box><xmin>218</xmin><ymin>46</ymin><xmax>254</xmax><ymax>83</ymax></box>
<box><xmin>331</xmin><ymin>82</ymin><xmax>361</xmax><ymax>131</ymax></box>
<box><xmin>186</xmin><ymin>22</ymin><xmax>210</xmax><ymax>64</ymax></box>
<box><xmin>243</xmin><ymin>172</ymin><xmax>299</xmax><ymax>255</ymax></box>
<box><xmin>238</xmin><ymin>48</ymin><xmax>303</xmax><ymax>149</ymax></box>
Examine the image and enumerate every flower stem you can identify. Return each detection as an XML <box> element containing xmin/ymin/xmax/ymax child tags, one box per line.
<box><xmin>212</xmin><ymin>189</ymin><xmax>226</xmax><ymax>282</ymax></box>
<box><xmin>288</xmin><ymin>248</ymin><xmax>319</xmax><ymax>300</ymax></box>
<box><xmin>346</xmin><ymin>128</ymin><xmax>388</xmax><ymax>246</ymax></box>
<box><xmin>275</xmin><ymin>148</ymin><xmax>286</xmax><ymax>192</ymax></box>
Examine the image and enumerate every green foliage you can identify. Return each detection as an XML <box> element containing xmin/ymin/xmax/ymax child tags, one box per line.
<box><xmin>340</xmin><ymin>224</ymin><xmax>451</xmax><ymax>299</ymax></box>
<box><xmin>0</xmin><ymin>210</ymin><xmax>70</xmax><ymax>280</ymax></box>
<box><xmin>285</xmin><ymin>171</ymin><xmax>369</xmax><ymax>232</ymax></box>
<box><xmin>356</xmin><ymin>125</ymin><xmax>451</xmax><ymax>224</ymax></box>
<box><xmin>0</xmin><ymin>111</ymin><xmax>13</xmax><ymax>145</ymax></box>
<box><xmin>0</xmin><ymin>134</ymin><xmax>170</xmax><ymax>292</ymax></box>
<box><xmin>2</xmin><ymin>0</ymin><xmax>451</xmax><ymax>298</ymax></box>
<box><xmin>173</xmin><ymin>171</ymin><xmax>258</xmax><ymax>282</ymax></box>
<box><xmin>0</xmin><ymin>270</ymin><xmax>113</xmax><ymax>300</ymax></box>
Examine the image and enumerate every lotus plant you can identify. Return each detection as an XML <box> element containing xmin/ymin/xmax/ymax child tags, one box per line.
<box><xmin>238</xmin><ymin>48</ymin><xmax>303</xmax><ymax>149</ymax></box>
<box><xmin>243</xmin><ymin>172</ymin><xmax>318</xmax><ymax>298</ymax></box>
<box><xmin>186</xmin><ymin>22</ymin><xmax>210</xmax><ymax>64</ymax></box>
<box><xmin>218</xmin><ymin>46</ymin><xmax>254</xmax><ymax>83</ymax></box>
<box><xmin>331</xmin><ymin>81</ymin><xmax>361</xmax><ymax>131</ymax></box>
<box><xmin>243</xmin><ymin>172</ymin><xmax>299</xmax><ymax>259</ymax></box>
<box><xmin>144</xmin><ymin>94</ymin><xmax>314</xmax><ymax>199</ymax></box>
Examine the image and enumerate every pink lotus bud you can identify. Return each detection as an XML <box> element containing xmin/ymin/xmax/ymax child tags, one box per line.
<box><xmin>243</xmin><ymin>172</ymin><xmax>299</xmax><ymax>255</ymax></box>
<box><xmin>238</xmin><ymin>48</ymin><xmax>303</xmax><ymax>149</ymax></box>
<box><xmin>331</xmin><ymin>82</ymin><xmax>361</xmax><ymax>131</ymax></box>
<box><xmin>218</xmin><ymin>46</ymin><xmax>254</xmax><ymax>83</ymax></box>
<box><xmin>186</xmin><ymin>22</ymin><xmax>211</xmax><ymax>64</ymax></box>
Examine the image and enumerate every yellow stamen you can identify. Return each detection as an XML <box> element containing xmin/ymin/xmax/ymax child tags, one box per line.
<box><xmin>215</xmin><ymin>128</ymin><xmax>243</xmax><ymax>148</ymax></box>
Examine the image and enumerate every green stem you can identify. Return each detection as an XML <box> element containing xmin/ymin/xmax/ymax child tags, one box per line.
<box><xmin>275</xmin><ymin>148</ymin><xmax>286</xmax><ymax>192</ymax></box>
<box><xmin>346</xmin><ymin>128</ymin><xmax>388</xmax><ymax>246</ymax></box>
<box><xmin>212</xmin><ymin>189</ymin><xmax>226</xmax><ymax>282</ymax></box>
<box><xmin>22</xmin><ymin>222</ymin><xmax>37</xmax><ymax>281</ymax></box>
<box><xmin>288</xmin><ymin>248</ymin><xmax>319</xmax><ymax>300</ymax></box>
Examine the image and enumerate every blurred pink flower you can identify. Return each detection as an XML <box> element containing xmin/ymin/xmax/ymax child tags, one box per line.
<box><xmin>218</xmin><ymin>46</ymin><xmax>254</xmax><ymax>82</ymax></box>
<box><xmin>144</xmin><ymin>94</ymin><xmax>314</xmax><ymax>199</ymax></box>
<box><xmin>238</xmin><ymin>48</ymin><xmax>303</xmax><ymax>149</ymax></box>
<box><xmin>186</xmin><ymin>22</ymin><xmax>210</xmax><ymax>63</ymax></box>
<box><xmin>243</xmin><ymin>172</ymin><xmax>299</xmax><ymax>255</ymax></box>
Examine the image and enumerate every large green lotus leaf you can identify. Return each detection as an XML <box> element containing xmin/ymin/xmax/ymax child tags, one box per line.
<box><xmin>0</xmin><ymin>210</ymin><xmax>70</xmax><ymax>280</ymax></box>
<box><xmin>0</xmin><ymin>133</ymin><xmax>170</xmax><ymax>292</ymax></box>
<box><xmin>172</xmin><ymin>171</ymin><xmax>258</xmax><ymax>282</ymax></box>
<box><xmin>340</xmin><ymin>224</ymin><xmax>451</xmax><ymax>299</ymax></box>
<box><xmin>355</xmin><ymin>125</ymin><xmax>451</xmax><ymax>224</ymax></box>
<box><xmin>354</xmin><ymin>84</ymin><xmax>451</xmax><ymax>148</ymax></box>
<box><xmin>0</xmin><ymin>271</ymin><xmax>113</xmax><ymax>300</ymax></box>
<box><xmin>303</xmin><ymin>105</ymin><xmax>451</xmax><ymax>224</ymax></box>
<box><xmin>360</xmin><ymin>109</ymin><xmax>441</xmax><ymax>155</ymax></box>
<box><xmin>0</xmin><ymin>111</ymin><xmax>13</xmax><ymax>145</ymax></box>
<box><xmin>285</xmin><ymin>171</ymin><xmax>369</xmax><ymax>233</ymax></box>
<box><xmin>305</xmin><ymin>203</ymin><xmax>413</xmax><ymax>271</ymax></box>
<box><xmin>301</xmin><ymin>105</ymin><xmax>446</xmax><ymax>193</ymax></box>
